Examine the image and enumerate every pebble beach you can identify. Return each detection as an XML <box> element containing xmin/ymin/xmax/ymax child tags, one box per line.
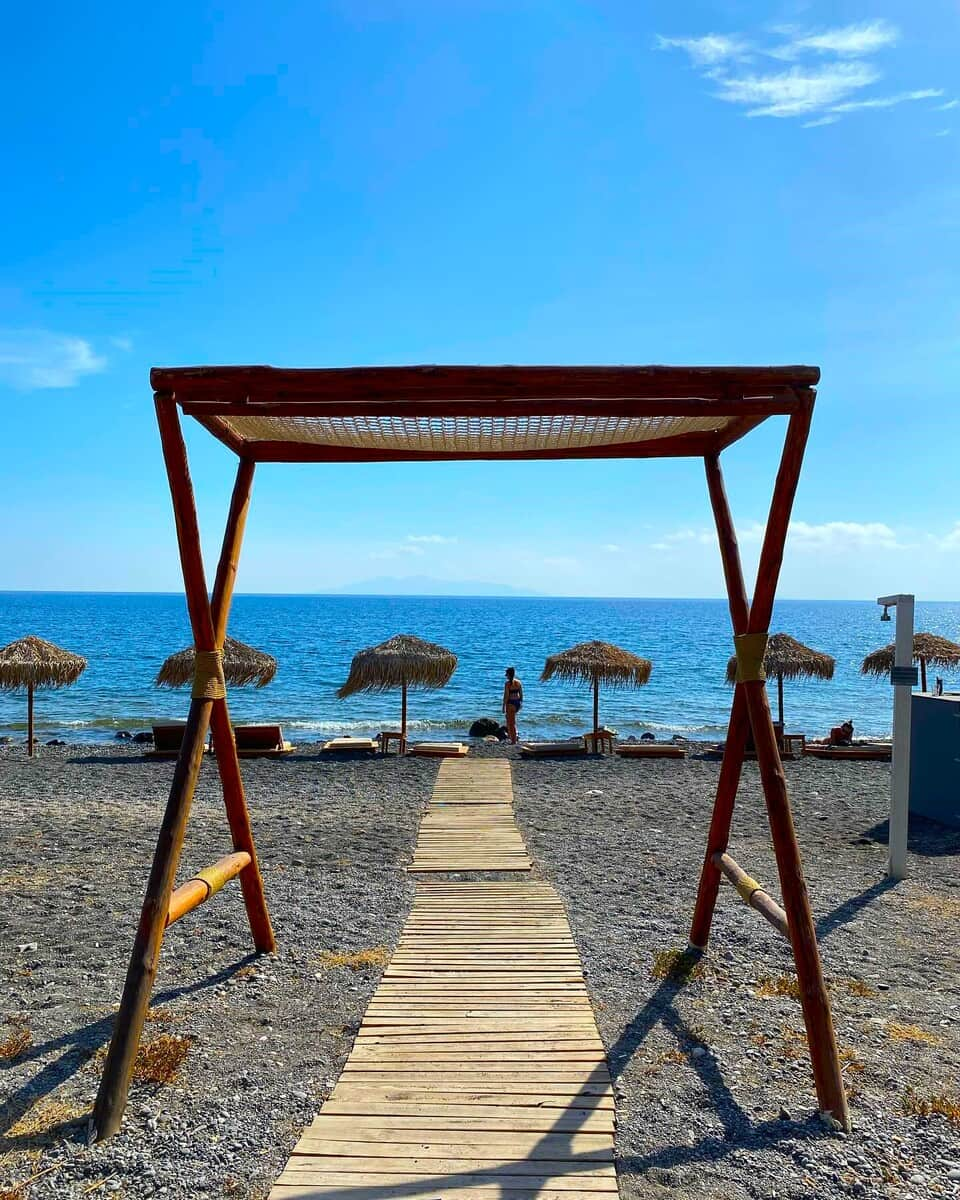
<box><xmin>1</xmin><ymin>742</ymin><xmax>959</xmax><ymax>1200</ymax></box>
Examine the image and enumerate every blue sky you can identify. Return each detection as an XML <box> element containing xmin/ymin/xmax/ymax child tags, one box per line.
<box><xmin>1</xmin><ymin>1</ymin><xmax>957</xmax><ymax>599</ymax></box>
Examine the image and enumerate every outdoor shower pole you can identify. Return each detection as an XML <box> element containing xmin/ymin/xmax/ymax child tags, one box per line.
<box><xmin>879</xmin><ymin>593</ymin><xmax>914</xmax><ymax>880</ymax></box>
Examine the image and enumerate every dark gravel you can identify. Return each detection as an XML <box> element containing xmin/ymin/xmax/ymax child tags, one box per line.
<box><xmin>1</xmin><ymin>741</ymin><xmax>958</xmax><ymax>1199</ymax></box>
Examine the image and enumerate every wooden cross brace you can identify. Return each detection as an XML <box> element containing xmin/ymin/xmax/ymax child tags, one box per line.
<box><xmin>91</xmin><ymin>396</ymin><xmax>275</xmax><ymax>1140</ymax></box>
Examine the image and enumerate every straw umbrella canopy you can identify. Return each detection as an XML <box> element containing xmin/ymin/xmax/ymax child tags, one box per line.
<box><xmin>336</xmin><ymin>634</ymin><xmax>457</xmax><ymax>742</ymax></box>
<box><xmin>725</xmin><ymin>632</ymin><xmax>835</xmax><ymax>728</ymax></box>
<box><xmin>0</xmin><ymin>635</ymin><xmax>88</xmax><ymax>757</ymax></box>
<box><xmin>540</xmin><ymin>640</ymin><xmax>652</xmax><ymax>736</ymax></box>
<box><xmin>860</xmin><ymin>631</ymin><xmax>960</xmax><ymax>693</ymax></box>
<box><xmin>155</xmin><ymin>636</ymin><xmax>278</xmax><ymax>689</ymax></box>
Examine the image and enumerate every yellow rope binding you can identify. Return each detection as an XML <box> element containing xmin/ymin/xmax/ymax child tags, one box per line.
<box><xmin>734</xmin><ymin>632</ymin><xmax>768</xmax><ymax>683</ymax></box>
<box><xmin>734</xmin><ymin>872</ymin><xmax>763</xmax><ymax>905</ymax></box>
<box><xmin>192</xmin><ymin>649</ymin><xmax>226</xmax><ymax>700</ymax></box>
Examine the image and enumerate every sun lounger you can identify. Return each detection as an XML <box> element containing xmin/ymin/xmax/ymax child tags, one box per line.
<box><xmin>406</xmin><ymin>741</ymin><xmax>469</xmax><ymax>758</ymax></box>
<box><xmin>803</xmin><ymin>743</ymin><xmax>891</xmax><ymax>762</ymax></box>
<box><xmin>144</xmin><ymin>723</ymin><xmax>209</xmax><ymax>759</ymax></box>
<box><xmin>616</xmin><ymin>742</ymin><xmax>686</xmax><ymax>759</ymax></box>
<box><xmin>520</xmin><ymin>740</ymin><xmax>588</xmax><ymax>758</ymax></box>
<box><xmin>321</xmin><ymin>736</ymin><xmax>379</xmax><ymax>754</ymax></box>
<box><xmin>232</xmin><ymin>724</ymin><xmax>293</xmax><ymax>757</ymax></box>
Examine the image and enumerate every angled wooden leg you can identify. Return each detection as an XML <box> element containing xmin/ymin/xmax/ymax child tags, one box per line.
<box><xmin>207</xmin><ymin>458</ymin><xmax>275</xmax><ymax>953</ymax></box>
<box><xmin>690</xmin><ymin>453</ymin><xmax>753</xmax><ymax>948</ymax></box>
<box><xmin>93</xmin><ymin>394</ymin><xmax>222</xmax><ymax>1139</ymax></box>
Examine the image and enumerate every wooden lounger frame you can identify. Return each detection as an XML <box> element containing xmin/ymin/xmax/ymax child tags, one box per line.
<box><xmin>93</xmin><ymin>364</ymin><xmax>849</xmax><ymax>1138</ymax></box>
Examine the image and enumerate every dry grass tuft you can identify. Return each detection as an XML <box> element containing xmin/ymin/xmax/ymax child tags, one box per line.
<box><xmin>319</xmin><ymin>947</ymin><xmax>390</xmax><ymax>970</ymax></box>
<box><xmin>839</xmin><ymin>1047</ymin><xmax>865</xmax><ymax>1073</ymax></box>
<box><xmin>907</xmin><ymin>891</ymin><xmax>960</xmax><ymax>920</ymax></box>
<box><xmin>143</xmin><ymin>1007</ymin><xmax>173</xmax><ymax>1025</ymax></box>
<box><xmin>650</xmin><ymin>949</ymin><xmax>704</xmax><ymax>985</ymax></box>
<box><xmin>834</xmin><ymin>977</ymin><xmax>878</xmax><ymax>998</ymax></box>
<box><xmin>0</xmin><ymin>1027</ymin><xmax>31</xmax><ymax>1061</ymax></box>
<box><xmin>756</xmin><ymin>975</ymin><xmax>801</xmax><ymax>1000</ymax></box>
<box><xmin>902</xmin><ymin>1087</ymin><xmax>960</xmax><ymax>1125</ymax></box>
<box><xmin>131</xmin><ymin>1035</ymin><xmax>192</xmax><ymax>1085</ymax></box>
<box><xmin>888</xmin><ymin>1022</ymin><xmax>941</xmax><ymax>1046</ymax></box>
<box><xmin>3</xmin><ymin>1098</ymin><xmax>87</xmax><ymax>1156</ymax></box>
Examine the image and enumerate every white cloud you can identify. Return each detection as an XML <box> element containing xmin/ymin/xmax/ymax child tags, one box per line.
<box><xmin>0</xmin><ymin>329</ymin><xmax>107</xmax><ymax>390</ymax></box>
<box><xmin>788</xmin><ymin>520</ymin><xmax>901</xmax><ymax>549</ymax></box>
<box><xmin>714</xmin><ymin>62</ymin><xmax>880</xmax><ymax>118</ymax></box>
<box><xmin>658</xmin><ymin>19</ymin><xmax>940</xmax><ymax>126</ymax></box>
<box><xmin>935</xmin><ymin>128</ymin><xmax>952</xmax><ymax>137</ymax></box>
<box><xmin>406</xmin><ymin>534</ymin><xmax>458</xmax><ymax>544</ymax></box>
<box><xmin>938</xmin><ymin>99</ymin><xmax>959</xmax><ymax>111</ymax></box>
<box><xmin>602</xmin><ymin>543</ymin><xmax>621</xmax><ymax>553</ymax></box>
<box><xmin>780</xmin><ymin>20</ymin><xmax>899</xmax><ymax>59</ymax></box>
<box><xmin>109</xmin><ymin>335</ymin><xmax>134</xmax><ymax>353</ymax></box>
<box><xmin>831</xmin><ymin>88</ymin><xmax>942</xmax><ymax>113</ymax></box>
<box><xmin>655</xmin><ymin>33</ymin><xmax>752</xmax><ymax>67</ymax></box>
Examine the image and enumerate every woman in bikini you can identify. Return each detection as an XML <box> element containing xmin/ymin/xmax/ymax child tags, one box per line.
<box><xmin>502</xmin><ymin>666</ymin><xmax>523</xmax><ymax>745</ymax></box>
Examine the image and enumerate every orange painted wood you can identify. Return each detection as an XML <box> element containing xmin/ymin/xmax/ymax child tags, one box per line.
<box><xmin>166</xmin><ymin>851</ymin><xmax>252</xmax><ymax>926</ymax></box>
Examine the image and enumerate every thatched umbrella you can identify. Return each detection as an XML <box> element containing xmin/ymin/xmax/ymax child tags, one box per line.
<box><xmin>337</xmin><ymin>634</ymin><xmax>457</xmax><ymax>743</ymax></box>
<box><xmin>540</xmin><ymin>640</ymin><xmax>652</xmax><ymax>736</ymax></box>
<box><xmin>861</xmin><ymin>631</ymin><xmax>960</xmax><ymax>693</ymax></box>
<box><xmin>725</xmin><ymin>632</ymin><xmax>834</xmax><ymax>728</ymax></box>
<box><xmin>0</xmin><ymin>635</ymin><xmax>88</xmax><ymax>757</ymax></box>
<box><xmin>156</xmin><ymin>636</ymin><xmax>278</xmax><ymax>689</ymax></box>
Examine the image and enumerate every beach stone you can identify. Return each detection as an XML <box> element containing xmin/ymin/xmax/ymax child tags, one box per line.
<box><xmin>114</xmin><ymin>730</ymin><xmax>132</xmax><ymax>740</ymax></box>
<box><xmin>132</xmin><ymin>731</ymin><xmax>153</xmax><ymax>743</ymax></box>
<box><xmin>469</xmin><ymin>717</ymin><xmax>506</xmax><ymax>739</ymax></box>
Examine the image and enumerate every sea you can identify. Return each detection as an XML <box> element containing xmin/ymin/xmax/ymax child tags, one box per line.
<box><xmin>2</xmin><ymin>592</ymin><xmax>959</xmax><ymax>745</ymax></box>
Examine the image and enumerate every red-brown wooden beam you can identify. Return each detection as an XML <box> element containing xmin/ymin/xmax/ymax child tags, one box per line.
<box><xmin>226</xmin><ymin>432</ymin><xmax>743</xmax><ymax>464</ymax></box>
<box><xmin>152</xmin><ymin>362</ymin><xmax>820</xmax><ymax>404</ymax></box>
<box><xmin>179</xmin><ymin>394</ymin><xmax>804</xmax><ymax>420</ymax></box>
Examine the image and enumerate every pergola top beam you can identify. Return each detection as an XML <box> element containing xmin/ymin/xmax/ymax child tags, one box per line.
<box><xmin>156</xmin><ymin>363</ymin><xmax>817</xmax><ymax>463</ymax></box>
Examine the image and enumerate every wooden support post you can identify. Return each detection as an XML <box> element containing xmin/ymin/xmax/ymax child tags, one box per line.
<box><xmin>27</xmin><ymin>683</ymin><xmax>34</xmax><ymax>758</ymax></box>
<box><xmin>401</xmin><ymin>680</ymin><xmax>407</xmax><ymax>746</ymax></box>
<box><xmin>92</xmin><ymin>400</ymin><xmax>271</xmax><ymax>1140</ymax></box>
<box><xmin>593</xmin><ymin>678</ymin><xmax>599</xmax><ymax>737</ymax></box>
<box><xmin>689</xmin><ymin>454</ymin><xmax>752</xmax><ymax>948</ymax></box>
<box><xmin>206</xmin><ymin>458</ymin><xmax>275</xmax><ymax>953</ymax></box>
<box><xmin>694</xmin><ymin>401</ymin><xmax>849</xmax><ymax>1129</ymax></box>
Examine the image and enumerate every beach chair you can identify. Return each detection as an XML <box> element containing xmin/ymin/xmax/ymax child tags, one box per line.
<box><xmin>144</xmin><ymin>722</ymin><xmax>208</xmax><ymax>760</ymax></box>
<box><xmin>520</xmin><ymin>740</ymin><xmax>588</xmax><ymax>758</ymax></box>
<box><xmin>803</xmin><ymin>743</ymin><xmax>892</xmax><ymax>762</ymax></box>
<box><xmin>406</xmin><ymin>741</ymin><xmax>469</xmax><ymax>758</ymax></box>
<box><xmin>616</xmin><ymin>742</ymin><xmax>687</xmax><ymax>760</ymax></box>
<box><xmin>232</xmin><ymin>723</ymin><xmax>293</xmax><ymax>757</ymax></box>
<box><xmin>321</xmin><ymin>736</ymin><xmax>378</xmax><ymax>755</ymax></box>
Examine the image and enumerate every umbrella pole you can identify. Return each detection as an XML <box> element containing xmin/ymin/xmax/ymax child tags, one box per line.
<box><xmin>401</xmin><ymin>681</ymin><xmax>407</xmax><ymax>751</ymax></box>
<box><xmin>593</xmin><ymin>678</ymin><xmax>599</xmax><ymax>736</ymax></box>
<box><xmin>920</xmin><ymin>657</ymin><xmax>927</xmax><ymax>693</ymax></box>
<box><xmin>777</xmin><ymin>673</ymin><xmax>784</xmax><ymax>729</ymax></box>
<box><xmin>27</xmin><ymin>682</ymin><xmax>34</xmax><ymax>757</ymax></box>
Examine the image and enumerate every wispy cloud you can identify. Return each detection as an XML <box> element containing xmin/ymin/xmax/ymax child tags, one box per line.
<box><xmin>654</xmin><ymin>33</ymin><xmax>752</xmax><ymax>67</ymax></box>
<box><xmin>934</xmin><ymin>128</ymin><xmax>952</xmax><ymax>137</ymax></box>
<box><xmin>0</xmin><ymin>329</ymin><xmax>107</xmax><ymax>390</ymax></box>
<box><xmin>370</xmin><ymin>544</ymin><xmax>425</xmax><ymax>560</ymax></box>
<box><xmin>602</xmin><ymin>543</ymin><xmax>621</xmax><ymax>553</ymax></box>
<box><xmin>658</xmin><ymin>19</ymin><xmax>942</xmax><ymax>128</ymax></box>
<box><xmin>938</xmin><ymin>99</ymin><xmax>959</xmax><ymax>111</ymax></box>
<box><xmin>406</xmin><ymin>534</ymin><xmax>458</xmax><ymax>545</ymax></box>
<box><xmin>714</xmin><ymin>62</ymin><xmax>880</xmax><ymax>118</ymax></box>
<box><xmin>831</xmin><ymin>88</ymin><xmax>942</xmax><ymax>113</ymax></box>
<box><xmin>777</xmin><ymin>19</ymin><xmax>899</xmax><ymax>59</ymax></box>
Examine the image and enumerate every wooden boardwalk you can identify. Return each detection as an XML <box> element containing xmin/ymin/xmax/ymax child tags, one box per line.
<box><xmin>269</xmin><ymin>764</ymin><xmax>617</xmax><ymax>1200</ymax></box>
<box><xmin>407</xmin><ymin>759</ymin><xmax>532</xmax><ymax>873</ymax></box>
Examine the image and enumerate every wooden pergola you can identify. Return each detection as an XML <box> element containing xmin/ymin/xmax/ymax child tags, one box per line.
<box><xmin>93</xmin><ymin>364</ymin><xmax>850</xmax><ymax>1137</ymax></box>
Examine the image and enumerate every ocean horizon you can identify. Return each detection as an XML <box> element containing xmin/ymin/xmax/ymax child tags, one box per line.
<box><xmin>2</xmin><ymin>590</ymin><xmax>958</xmax><ymax>744</ymax></box>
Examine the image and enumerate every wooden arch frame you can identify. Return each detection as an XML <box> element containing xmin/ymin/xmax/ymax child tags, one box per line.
<box><xmin>92</xmin><ymin>365</ymin><xmax>849</xmax><ymax>1139</ymax></box>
